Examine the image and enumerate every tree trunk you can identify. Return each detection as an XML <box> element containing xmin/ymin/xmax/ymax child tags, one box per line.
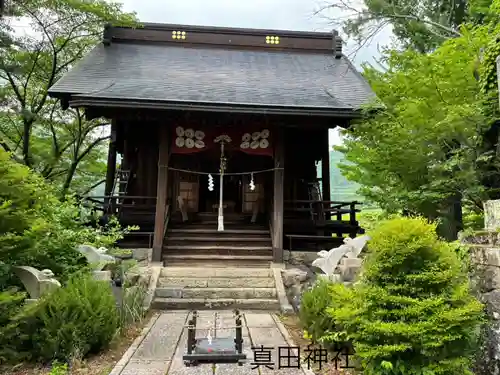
<box><xmin>61</xmin><ymin>161</ymin><xmax>78</xmax><ymax>197</ymax></box>
<box><xmin>438</xmin><ymin>193</ymin><xmax>463</xmax><ymax>241</ymax></box>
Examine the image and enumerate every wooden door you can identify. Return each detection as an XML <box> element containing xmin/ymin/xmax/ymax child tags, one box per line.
<box><xmin>177</xmin><ymin>173</ymin><xmax>199</xmax><ymax>212</ymax></box>
<box><xmin>242</xmin><ymin>175</ymin><xmax>264</xmax><ymax>213</ymax></box>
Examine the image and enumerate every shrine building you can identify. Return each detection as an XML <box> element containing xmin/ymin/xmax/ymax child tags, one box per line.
<box><xmin>48</xmin><ymin>22</ymin><xmax>376</xmax><ymax>266</ymax></box>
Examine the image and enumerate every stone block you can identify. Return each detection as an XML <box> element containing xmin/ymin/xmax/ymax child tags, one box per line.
<box><xmin>483</xmin><ymin>290</ymin><xmax>500</xmax><ymax>317</ymax></box>
<box><xmin>474</xmin><ymin>319</ymin><xmax>500</xmax><ymax>375</ymax></box>
<box><xmin>119</xmin><ymin>359</ymin><xmax>170</xmax><ymax>375</ymax></box>
<box><xmin>461</xmin><ymin>231</ymin><xmax>500</xmax><ymax>247</ymax></box>
<box><xmin>132</xmin><ymin>312</ymin><xmax>187</xmax><ymax>361</ymax></box>
<box><xmin>179</xmin><ymin>287</ymin><xmax>276</xmax><ymax>300</ymax></box>
<box><xmin>93</xmin><ymin>270</ymin><xmax>112</xmax><ymax>281</ymax></box>
<box><xmin>159</xmin><ymin>277</ymin><xmax>208</xmax><ymax>288</ymax></box>
<box><xmin>244</xmin><ymin>313</ymin><xmax>277</xmax><ymax>328</ymax></box>
<box><xmin>471</xmin><ymin>246</ymin><xmax>500</xmax><ymax>267</ymax></box>
<box><xmin>339</xmin><ymin>258</ymin><xmax>362</xmax><ymax>268</ymax></box>
<box><xmin>484</xmin><ymin>200</ymin><xmax>500</xmax><ymax>230</ymax></box>
<box><xmin>281</xmin><ymin>268</ymin><xmax>309</xmax><ymax>287</ymax></box>
<box><xmin>339</xmin><ymin>264</ymin><xmax>361</xmax><ymax>283</ymax></box>
<box><xmin>283</xmin><ymin>251</ymin><xmax>319</xmax><ymax>267</ymax></box>
<box><xmin>132</xmin><ymin>248</ymin><xmax>151</xmax><ymax>261</ymax></box>
<box><xmin>155</xmin><ymin>288</ymin><xmax>184</xmax><ymax>298</ymax></box>
<box><xmin>471</xmin><ymin>264</ymin><xmax>500</xmax><ymax>293</ymax></box>
<box><xmin>208</xmin><ymin>277</ymin><xmax>275</xmax><ymax>288</ymax></box>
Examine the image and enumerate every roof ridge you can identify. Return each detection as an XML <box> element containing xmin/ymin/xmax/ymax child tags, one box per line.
<box><xmin>115</xmin><ymin>22</ymin><xmax>339</xmax><ymax>39</ymax></box>
<box><xmin>103</xmin><ymin>22</ymin><xmax>343</xmax><ymax>57</ymax></box>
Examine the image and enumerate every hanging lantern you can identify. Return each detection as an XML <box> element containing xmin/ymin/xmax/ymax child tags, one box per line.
<box><xmin>208</xmin><ymin>174</ymin><xmax>214</xmax><ymax>191</ymax></box>
<box><xmin>249</xmin><ymin>173</ymin><xmax>255</xmax><ymax>191</ymax></box>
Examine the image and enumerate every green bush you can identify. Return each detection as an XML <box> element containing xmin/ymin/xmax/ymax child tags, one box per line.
<box><xmin>0</xmin><ymin>273</ymin><xmax>119</xmax><ymax>363</ymax></box>
<box><xmin>329</xmin><ymin>217</ymin><xmax>484</xmax><ymax>375</ymax></box>
<box><xmin>356</xmin><ymin>209</ymin><xmax>401</xmax><ymax>233</ymax></box>
<box><xmin>0</xmin><ymin>148</ymin><xmax>128</xmax><ymax>290</ymax></box>
<box><xmin>299</xmin><ymin>278</ymin><xmax>353</xmax><ymax>350</ymax></box>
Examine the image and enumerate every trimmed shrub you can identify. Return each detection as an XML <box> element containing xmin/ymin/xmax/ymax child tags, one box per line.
<box><xmin>0</xmin><ymin>273</ymin><xmax>119</xmax><ymax>363</ymax></box>
<box><xmin>329</xmin><ymin>217</ymin><xmax>484</xmax><ymax>375</ymax></box>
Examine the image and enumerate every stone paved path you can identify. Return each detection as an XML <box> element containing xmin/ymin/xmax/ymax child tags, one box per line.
<box><xmin>109</xmin><ymin>311</ymin><xmax>311</xmax><ymax>375</ymax></box>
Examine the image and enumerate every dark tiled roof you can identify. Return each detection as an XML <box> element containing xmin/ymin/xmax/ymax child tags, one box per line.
<box><xmin>49</xmin><ymin>42</ymin><xmax>375</xmax><ymax>110</ymax></box>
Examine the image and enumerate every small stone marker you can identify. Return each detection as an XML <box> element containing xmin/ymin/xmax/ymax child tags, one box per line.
<box><xmin>13</xmin><ymin>266</ymin><xmax>61</xmax><ymax>301</ymax></box>
<box><xmin>311</xmin><ymin>235</ymin><xmax>370</xmax><ymax>281</ymax></box>
<box><xmin>77</xmin><ymin>244</ymin><xmax>115</xmax><ymax>270</ymax></box>
<box><xmin>484</xmin><ymin>200</ymin><xmax>500</xmax><ymax>230</ymax></box>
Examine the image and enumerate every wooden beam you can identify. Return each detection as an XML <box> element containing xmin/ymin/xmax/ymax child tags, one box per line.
<box><xmin>104</xmin><ymin>120</ymin><xmax>118</xmax><ymax>198</ymax></box>
<box><xmin>322</xmin><ymin>128</ymin><xmax>331</xmax><ymax>202</ymax></box>
<box><xmin>273</xmin><ymin>127</ymin><xmax>285</xmax><ymax>263</ymax></box>
<box><xmin>152</xmin><ymin>125</ymin><xmax>170</xmax><ymax>262</ymax></box>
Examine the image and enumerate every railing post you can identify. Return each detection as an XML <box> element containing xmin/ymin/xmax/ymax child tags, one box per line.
<box><xmin>349</xmin><ymin>202</ymin><xmax>357</xmax><ymax>224</ymax></box>
<box><xmin>349</xmin><ymin>201</ymin><xmax>358</xmax><ymax>238</ymax></box>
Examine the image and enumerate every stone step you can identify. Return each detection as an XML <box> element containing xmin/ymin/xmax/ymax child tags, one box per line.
<box><xmin>158</xmin><ymin>276</ymin><xmax>276</xmax><ymax>288</ymax></box>
<box><xmin>163</xmin><ymin>245</ymin><xmax>272</xmax><ymax>251</ymax></box>
<box><xmin>164</xmin><ymin>240</ymin><xmax>272</xmax><ymax>249</ymax></box>
<box><xmin>163</xmin><ymin>259</ymin><xmax>272</xmax><ymax>268</ymax></box>
<box><xmin>197</xmin><ymin>212</ymin><xmax>250</xmax><ymax>218</ymax></box>
<box><xmin>155</xmin><ymin>287</ymin><xmax>277</xmax><ymax>299</ymax></box>
<box><xmin>195</xmin><ymin>221</ymin><xmax>254</xmax><ymax>226</ymax></box>
<box><xmin>166</xmin><ymin>234</ymin><xmax>270</xmax><ymax>241</ymax></box>
<box><xmin>170</xmin><ymin>222</ymin><xmax>268</xmax><ymax>228</ymax></box>
<box><xmin>168</xmin><ymin>228</ymin><xmax>270</xmax><ymax>235</ymax></box>
<box><xmin>160</xmin><ymin>267</ymin><xmax>273</xmax><ymax>278</ymax></box>
<box><xmin>151</xmin><ymin>297</ymin><xmax>280</xmax><ymax>311</ymax></box>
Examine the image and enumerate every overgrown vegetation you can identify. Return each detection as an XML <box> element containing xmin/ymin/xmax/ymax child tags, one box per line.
<box><xmin>300</xmin><ymin>217</ymin><xmax>484</xmax><ymax>374</ymax></box>
<box><xmin>0</xmin><ymin>147</ymin><xmax>127</xmax><ymax>290</ymax></box>
<box><xmin>0</xmin><ymin>143</ymin><xmax>145</xmax><ymax>367</ymax></box>
<box><xmin>0</xmin><ymin>2</ymin><xmax>142</xmax><ymax>368</ymax></box>
<box><xmin>0</xmin><ymin>0</ymin><xmax>137</xmax><ymax>196</ymax></box>
<box><xmin>317</xmin><ymin>0</ymin><xmax>500</xmax><ymax>239</ymax></box>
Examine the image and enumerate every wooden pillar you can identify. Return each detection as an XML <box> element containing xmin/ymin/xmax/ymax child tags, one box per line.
<box><xmin>273</xmin><ymin>128</ymin><xmax>285</xmax><ymax>263</ymax></box>
<box><xmin>152</xmin><ymin>125</ymin><xmax>170</xmax><ymax>263</ymax></box>
<box><xmin>104</xmin><ymin>120</ymin><xmax>118</xmax><ymax>214</ymax></box>
<box><xmin>322</xmin><ymin>128</ymin><xmax>331</xmax><ymax>202</ymax></box>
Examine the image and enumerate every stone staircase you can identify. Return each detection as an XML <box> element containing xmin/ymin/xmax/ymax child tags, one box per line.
<box><xmin>162</xmin><ymin>212</ymin><xmax>273</xmax><ymax>267</ymax></box>
<box><xmin>151</xmin><ymin>266</ymin><xmax>281</xmax><ymax>310</ymax></box>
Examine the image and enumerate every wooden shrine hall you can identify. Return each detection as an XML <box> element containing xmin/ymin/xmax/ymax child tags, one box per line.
<box><xmin>48</xmin><ymin>22</ymin><xmax>376</xmax><ymax>266</ymax></box>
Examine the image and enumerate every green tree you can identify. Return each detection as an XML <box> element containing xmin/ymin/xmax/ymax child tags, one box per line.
<box><xmin>0</xmin><ymin>0</ymin><xmax>137</xmax><ymax>195</ymax></box>
<box><xmin>318</xmin><ymin>0</ymin><xmax>492</xmax><ymax>53</ymax></box>
<box><xmin>337</xmin><ymin>16</ymin><xmax>500</xmax><ymax>239</ymax></box>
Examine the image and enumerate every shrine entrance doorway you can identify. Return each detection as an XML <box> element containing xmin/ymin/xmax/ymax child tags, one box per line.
<box><xmin>197</xmin><ymin>147</ymin><xmax>272</xmax><ymax>215</ymax></box>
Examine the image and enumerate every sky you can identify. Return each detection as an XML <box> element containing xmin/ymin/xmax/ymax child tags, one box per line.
<box><xmin>116</xmin><ymin>0</ymin><xmax>393</xmax><ymax>147</ymax></box>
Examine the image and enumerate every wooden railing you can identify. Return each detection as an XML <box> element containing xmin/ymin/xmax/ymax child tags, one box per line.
<box><xmin>80</xmin><ymin>195</ymin><xmax>157</xmax><ymax>216</ymax></box>
<box><xmin>284</xmin><ymin>200</ymin><xmax>362</xmax><ymax>224</ymax></box>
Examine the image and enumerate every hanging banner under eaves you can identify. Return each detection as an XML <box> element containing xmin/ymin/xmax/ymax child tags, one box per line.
<box><xmin>170</xmin><ymin>125</ymin><xmax>273</xmax><ymax>157</ymax></box>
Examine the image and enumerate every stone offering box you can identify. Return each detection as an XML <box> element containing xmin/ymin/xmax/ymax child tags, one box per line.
<box><xmin>183</xmin><ymin>310</ymin><xmax>246</xmax><ymax>366</ymax></box>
